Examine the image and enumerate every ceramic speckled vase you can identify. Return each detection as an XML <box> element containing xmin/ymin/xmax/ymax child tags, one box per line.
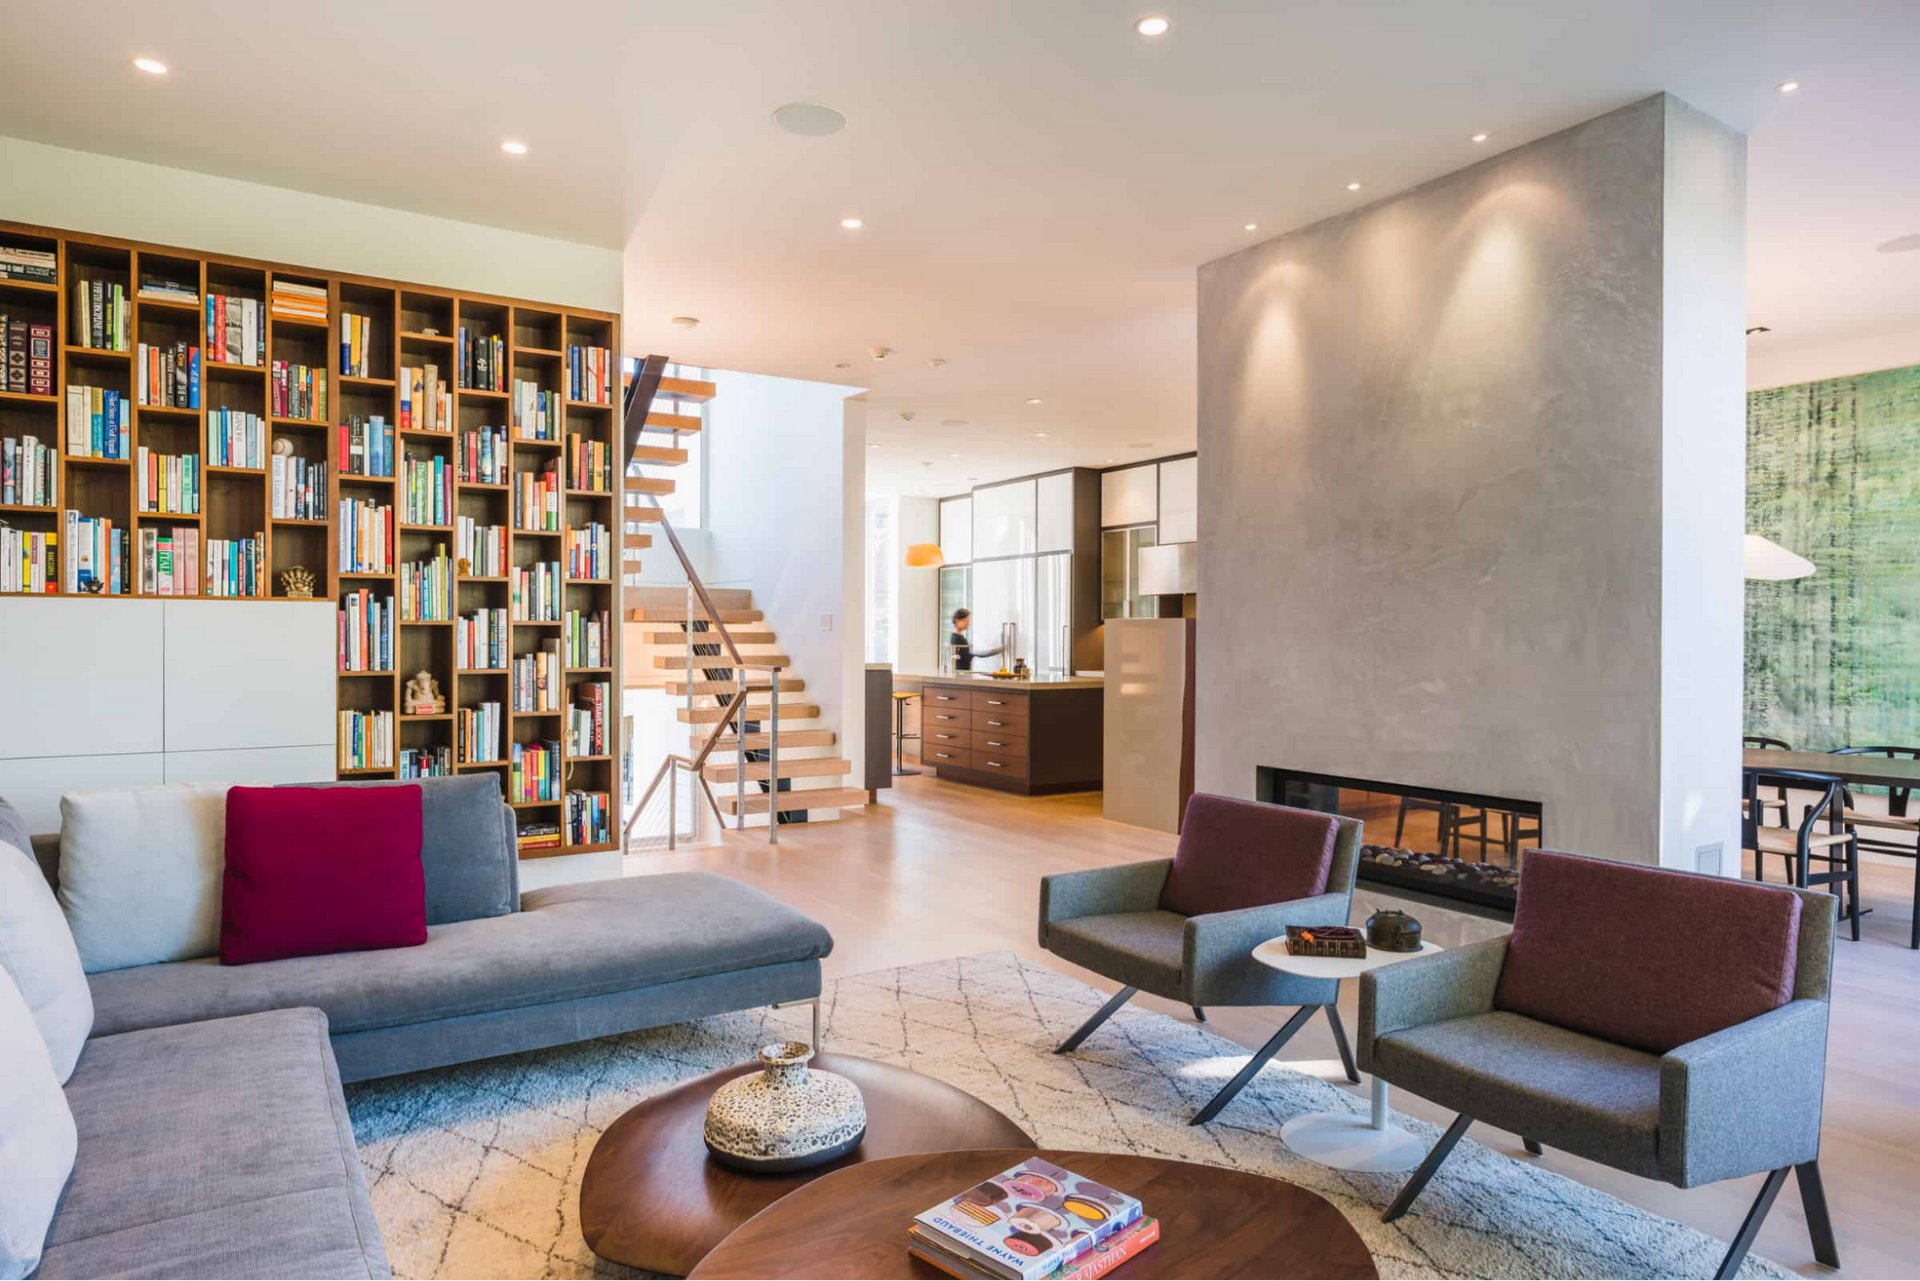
<box><xmin>703</xmin><ymin>1041</ymin><xmax>867</xmax><ymax>1174</ymax></box>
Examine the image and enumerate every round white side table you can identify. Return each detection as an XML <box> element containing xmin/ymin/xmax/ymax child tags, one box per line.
<box><xmin>1249</xmin><ymin>937</ymin><xmax>1444</xmax><ymax>1173</ymax></box>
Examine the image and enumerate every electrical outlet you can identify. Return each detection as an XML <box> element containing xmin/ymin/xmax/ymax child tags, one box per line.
<box><xmin>1695</xmin><ymin>842</ymin><xmax>1724</xmax><ymax>875</ymax></box>
<box><xmin>820</xmin><ymin>613</ymin><xmax>834</xmax><ymax>632</ymax></box>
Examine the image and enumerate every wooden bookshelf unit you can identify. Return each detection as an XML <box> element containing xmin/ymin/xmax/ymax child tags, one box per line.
<box><xmin>0</xmin><ymin>218</ymin><xmax>623</xmax><ymax>860</ymax></box>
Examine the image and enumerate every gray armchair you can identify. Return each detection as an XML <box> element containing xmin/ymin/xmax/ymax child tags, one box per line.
<box><xmin>1360</xmin><ymin>850</ymin><xmax>1838</xmax><ymax>1281</ymax></box>
<box><xmin>1039</xmin><ymin>793</ymin><xmax>1363</xmax><ymax>1125</ymax></box>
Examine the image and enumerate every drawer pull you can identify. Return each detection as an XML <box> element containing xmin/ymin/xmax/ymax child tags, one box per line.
<box><xmin>987</xmin><ymin>740</ymin><xmax>1006</xmax><ymax>747</ymax></box>
<box><xmin>986</xmin><ymin>699</ymin><xmax>1007</xmax><ymax>705</ymax></box>
<box><xmin>987</xmin><ymin>761</ymin><xmax>1002</xmax><ymax>768</ymax></box>
<box><xmin>935</xmin><ymin>752</ymin><xmax>956</xmax><ymax>760</ymax></box>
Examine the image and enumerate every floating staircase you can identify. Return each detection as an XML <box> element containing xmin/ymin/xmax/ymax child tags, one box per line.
<box><xmin>620</xmin><ymin>357</ymin><xmax>865</xmax><ymax>845</ymax></box>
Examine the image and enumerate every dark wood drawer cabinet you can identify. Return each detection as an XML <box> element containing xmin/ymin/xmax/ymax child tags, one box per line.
<box><xmin>970</xmin><ymin>729</ymin><xmax>1028</xmax><ymax>757</ymax></box>
<box><xmin>917</xmin><ymin>681</ymin><xmax>1100</xmax><ymax>795</ymax></box>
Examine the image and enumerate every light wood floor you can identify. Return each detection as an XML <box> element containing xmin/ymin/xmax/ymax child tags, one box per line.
<box><xmin>629</xmin><ymin>774</ymin><xmax>1919</xmax><ymax>1279</ymax></box>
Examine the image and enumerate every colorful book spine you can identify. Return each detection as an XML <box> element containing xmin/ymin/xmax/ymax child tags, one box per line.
<box><xmin>336</xmin><ymin>589</ymin><xmax>394</xmax><ymax>672</ymax></box>
<box><xmin>398</xmin><ymin>545</ymin><xmax>453</xmax><ymax>622</ymax></box>
<box><xmin>271</xmin><ymin>361</ymin><xmax>328</xmax><ymax>420</ymax></box>
<box><xmin>564</xmin><ymin>523</ymin><xmax>610</xmax><ymax>582</ymax></box>
<box><xmin>457</xmin><ymin>702</ymin><xmax>502</xmax><ymax>763</ymax></box>
<box><xmin>0</xmin><ymin>525</ymin><xmax>57</xmax><ymax>593</ymax></box>
<box><xmin>510</xmin><ymin>560</ymin><xmax>561</xmax><ymax>622</ymax></box>
<box><xmin>1</xmin><ymin>435</ymin><xmax>55</xmax><ymax>506</ymax></box>
<box><xmin>565</xmin><ymin>789</ymin><xmax>610</xmax><ymax>845</ymax></box>
<box><xmin>459</xmin><ymin>426</ymin><xmax>507</xmax><ymax>484</ymax></box>
<box><xmin>271</xmin><ymin>456</ymin><xmax>327</xmax><ymax>520</ymax></box>
<box><xmin>563</xmin><ymin>608</ymin><xmax>610</xmax><ymax>667</ymax></box>
<box><xmin>339</xmin><ymin>709</ymin><xmax>393</xmax><ymax>770</ymax></box>
<box><xmin>456</xmin><ymin>607</ymin><xmax>508</xmax><ymax>670</ymax></box>
<box><xmin>455</xmin><ymin>517</ymin><xmax>509</xmax><ymax>577</ymax></box>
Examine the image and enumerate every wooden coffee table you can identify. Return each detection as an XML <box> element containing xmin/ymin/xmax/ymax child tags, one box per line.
<box><xmin>688</xmin><ymin>1148</ymin><xmax>1379</xmax><ymax>1279</ymax></box>
<box><xmin>579</xmin><ymin>1054</ymin><xmax>1034</xmax><ymax>1275</ymax></box>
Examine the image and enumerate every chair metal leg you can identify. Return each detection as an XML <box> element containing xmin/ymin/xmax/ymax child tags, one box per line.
<box><xmin>1191</xmin><ymin>1006</ymin><xmax>1206</xmax><ymax>1023</ymax></box>
<box><xmin>1189</xmin><ymin>1004</ymin><xmax>1317</xmax><ymax>1126</ymax></box>
<box><xmin>1523</xmin><ymin>1137</ymin><xmax>1544</xmax><ymax>1156</ymax></box>
<box><xmin>1795</xmin><ymin>1160</ymin><xmax>1841</xmax><ymax>1269</ymax></box>
<box><xmin>1054</xmin><ymin>986</ymin><xmax>1138</xmax><ymax>1055</ymax></box>
<box><xmin>1912</xmin><ymin>855</ymin><xmax>1919</xmax><ymax>950</ymax></box>
<box><xmin>1383</xmin><ymin>1112</ymin><xmax>1473</xmax><ymax>1223</ymax></box>
<box><xmin>1715</xmin><ymin>1166</ymin><xmax>1791</xmax><ymax>1280</ymax></box>
<box><xmin>1324</xmin><ymin>1003</ymin><xmax>1360</xmax><ymax>1084</ymax></box>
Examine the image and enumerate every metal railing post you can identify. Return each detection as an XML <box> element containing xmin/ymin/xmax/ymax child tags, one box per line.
<box><xmin>767</xmin><ymin>665</ymin><xmax>780</xmax><ymax>846</ymax></box>
<box><xmin>667</xmin><ymin>761</ymin><xmax>677</xmax><ymax>850</ymax></box>
<box><xmin>736</xmin><ymin>667</ymin><xmax>747</xmax><ymax>830</ymax></box>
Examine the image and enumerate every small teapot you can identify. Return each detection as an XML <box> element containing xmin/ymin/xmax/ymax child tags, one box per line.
<box><xmin>1365</xmin><ymin>908</ymin><xmax>1423</xmax><ymax>953</ymax></box>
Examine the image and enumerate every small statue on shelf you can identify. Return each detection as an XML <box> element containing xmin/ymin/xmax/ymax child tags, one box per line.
<box><xmin>456</xmin><ymin>556</ymin><xmax>473</xmax><ymax>577</ymax></box>
<box><xmin>405</xmin><ymin>670</ymin><xmax>446</xmax><ymax>715</ymax></box>
<box><xmin>280</xmin><ymin>566</ymin><xmax>316</xmax><ymax>599</ymax></box>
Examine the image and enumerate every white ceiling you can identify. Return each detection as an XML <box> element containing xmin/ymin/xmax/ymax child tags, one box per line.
<box><xmin>4</xmin><ymin>1</ymin><xmax>1915</xmax><ymax>499</ymax></box>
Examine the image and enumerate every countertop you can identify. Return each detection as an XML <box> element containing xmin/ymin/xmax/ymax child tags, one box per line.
<box><xmin>890</xmin><ymin>668</ymin><xmax>1106</xmax><ymax>691</ymax></box>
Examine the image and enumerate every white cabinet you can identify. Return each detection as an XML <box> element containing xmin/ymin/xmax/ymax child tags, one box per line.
<box><xmin>1036</xmin><ymin>471</ymin><xmax>1074</xmax><ymax>553</ymax></box>
<box><xmin>0</xmin><ymin>598</ymin><xmax>163</xmax><ymax>759</ymax></box>
<box><xmin>1157</xmin><ymin>457</ymin><xmax>1198</xmax><ymax>543</ymax></box>
<box><xmin>163</xmin><ymin>600</ymin><xmax>334</xmax><ymax>751</ymax></box>
<box><xmin>1100</xmin><ymin>464</ymin><xmax>1157</xmax><ymax>527</ymax></box>
<box><xmin>939</xmin><ymin>496</ymin><xmax>973</xmax><ymax>565</ymax></box>
<box><xmin>972</xmin><ymin>478</ymin><xmax>1036</xmax><ymax>560</ymax></box>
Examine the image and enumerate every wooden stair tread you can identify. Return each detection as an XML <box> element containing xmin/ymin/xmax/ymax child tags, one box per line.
<box><xmin>653</xmin><ymin>654</ymin><xmax>792</xmax><ymax>669</ymax></box>
<box><xmin>655</xmin><ymin>376</ymin><xmax>715</xmax><ymax>403</ymax></box>
<box><xmin>664</xmin><ymin>677</ymin><xmax>806</xmax><ymax>696</ymax></box>
<box><xmin>628</xmin><ymin>476</ymin><xmax>677</xmax><ymax>495</ymax></box>
<box><xmin>629</xmin><ymin>444</ymin><xmax>690</xmax><ymax>466</ymax></box>
<box><xmin>644</xmin><ymin>410</ymin><xmax>702</xmax><ymax>433</ymax></box>
<box><xmin>704</xmin><ymin>757</ymin><xmax>851</xmax><ymax>783</ymax></box>
<box><xmin>705</xmin><ymin>729</ymin><xmax>838</xmax><ymax>751</ymax></box>
<box><xmin>623</xmin><ymin>533</ymin><xmax>654</xmax><ymax>549</ymax></box>
<box><xmin>640</xmin><ymin>629</ymin><xmax>778</xmax><ymax>646</ymax></box>
<box><xmin>679</xmin><ymin>701</ymin><xmax>819</xmax><ymax>724</ymax></box>
<box><xmin>718</xmin><ymin>787</ymin><xmax>869</xmax><ymax>816</ymax></box>
<box><xmin>626</xmin><ymin>608</ymin><xmax>763</xmax><ymax>623</ymax></box>
<box><xmin>625</xmin><ymin>506</ymin><xmax>665</xmax><ymax>522</ymax></box>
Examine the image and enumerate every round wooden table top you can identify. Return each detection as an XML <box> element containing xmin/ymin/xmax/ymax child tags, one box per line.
<box><xmin>579</xmin><ymin>1054</ymin><xmax>1034</xmax><ymax>1276</ymax></box>
<box><xmin>688</xmin><ymin>1148</ymin><xmax>1379</xmax><ymax>1280</ymax></box>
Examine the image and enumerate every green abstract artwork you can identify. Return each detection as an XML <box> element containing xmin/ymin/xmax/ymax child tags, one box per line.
<box><xmin>1747</xmin><ymin>363</ymin><xmax>1920</xmax><ymax>750</ymax></box>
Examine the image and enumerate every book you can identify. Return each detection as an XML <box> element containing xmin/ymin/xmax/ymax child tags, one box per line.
<box><xmin>271</xmin><ymin>454</ymin><xmax>327</xmax><ymax>520</ymax></box>
<box><xmin>567</xmin><ymin>432</ymin><xmax>611</xmax><ymax>491</ymax></box>
<box><xmin>399</xmin><ymin>544</ymin><xmax>453</xmax><ymax>622</ymax></box>
<box><xmin>206</xmin><ymin>533</ymin><xmax>265</xmax><ymax>597</ymax></box>
<box><xmin>510</xmin><ymin>560</ymin><xmax>561</xmax><ymax>622</ymax></box>
<box><xmin>516</xmin><ymin>820</ymin><xmax>561</xmax><ymax>852</ymax></box>
<box><xmin>1</xmin><ymin>434</ymin><xmax>55</xmax><ymax>506</ymax></box>
<box><xmin>209</xmin><ymin>408</ymin><xmax>265</xmax><ymax>468</ymax></box>
<box><xmin>458</xmin><ymin>701</ymin><xmax>503</xmax><ymax>763</ymax></box>
<box><xmin>73</xmin><ymin>279</ymin><xmax>130</xmax><ymax>350</ymax></box>
<box><xmin>338</xmin><ymin>498</ymin><xmax>393</xmax><ymax>574</ymax></box>
<box><xmin>205</xmin><ymin>292</ymin><xmax>264</xmax><ymax>366</ymax></box>
<box><xmin>0</xmin><ymin>244</ymin><xmax>57</xmax><ymax>284</ymax></box>
<box><xmin>458</xmin><ymin>327</ymin><xmax>505</xmax><ymax>392</ymax></box>
<box><xmin>455</xmin><ymin>516</ymin><xmax>508</xmax><ymax>578</ymax></box>
<box><xmin>270</xmin><ymin>277</ymin><xmax>327</xmax><ymax>322</ymax></box>
<box><xmin>400</xmin><ymin>363</ymin><xmax>451</xmax><ymax>432</ymax></box>
<box><xmin>271</xmin><ymin>360</ymin><xmax>328</xmax><ymax>420</ymax></box>
<box><xmin>337</xmin><ymin>589</ymin><xmax>393</xmax><ymax>672</ymax></box>
<box><xmin>512</xmin><ymin>380</ymin><xmax>556</xmax><ymax>440</ymax></box>
<box><xmin>135</xmin><ymin>448</ymin><xmax>200</xmax><ymax>514</ymax></box>
<box><xmin>66</xmin><ymin>385</ymin><xmax>131</xmax><ymax>458</ymax></box>
<box><xmin>563</xmin><ymin>608</ymin><xmax>610</xmax><ymax>667</ymax></box>
<box><xmin>564</xmin><ymin>522</ymin><xmax>611</xmax><ymax>581</ymax></box>
<box><xmin>516</xmin><ymin>459</ymin><xmax>562</xmax><ymax>531</ymax></box>
<box><xmin>401</xmin><ymin>452</ymin><xmax>451</xmax><ymax>526</ymax></box>
<box><xmin>565</xmin><ymin>789</ymin><xmax>610</xmax><ymax>845</ymax></box>
<box><xmin>456</xmin><ymin>607</ymin><xmax>508</xmax><ymax>670</ymax></box>
<box><xmin>568</xmin><ymin>681</ymin><xmax>610</xmax><ymax>755</ymax></box>
<box><xmin>567</xmin><ymin>344</ymin><xmax>612</xmax><ymax>404</ymax></box>
<box><xmin>908</xmin><ymin>1217</ymin><xmax>1160</xmax><ymax>1281</ymax></box>
<box><xmin>511</xmin><ymin>641</ymin><xmax>562</xmax><ymax>712</ymax></box>
<box><xmin>339</xmin><ymin>709</ymin><xmax>394</xmax><ymax>770</ymax></box>
<box><xmin>399</xmin><ymin>744</ymin><xmax>453</xmax><ymax>778</ymax></box>
<box><xmin>136</xmin><ymin>341</ymin><xmax>202</xmax><ymax>408</ymax></box>
<box><xmin>912</xmin><ymin>1159</ymin><xmax>1145</xmax><ymax>1281</ymax></box>
<box><xmin>510</xmin><ymin>739</ymin><xmax>562</xmax><ymax>802</ymax></box>
<box><xmin>0</xmin><ymin>524</ymin><xmax>57</xmax><ymax>593</ymax></box>
<box><xmin>340</xmin><ymin>414</ymin><xmax>394</xmax><ymax>476</ymax></box>
<box><xmin>458</xmin><ymin>425</ymin><xmax>507</xmax><ymax>485</ymax></box>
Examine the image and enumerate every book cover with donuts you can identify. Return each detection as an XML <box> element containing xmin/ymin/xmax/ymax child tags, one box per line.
<box><xmin>913</xmin><ymin>1158</ymin><xmax>1144</xmax><ymax>1280</ymax></box>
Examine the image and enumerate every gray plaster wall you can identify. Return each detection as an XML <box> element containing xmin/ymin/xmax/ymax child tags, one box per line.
<box><xmin>1194</xmin><ymin>93</ymin><xmax>1745</xmax><ymax>868</ymax></box>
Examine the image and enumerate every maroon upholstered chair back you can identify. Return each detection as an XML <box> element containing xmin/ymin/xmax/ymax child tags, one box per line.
<box><xmin>1158</xmin><ymin>793</ymin><xmax>1338</xmax><ymax>918</ymax></box>
<box><xmin>1494</xmin><ymin>850</ymin><xmax>1802</xmax><ymax>1054</ymax></box>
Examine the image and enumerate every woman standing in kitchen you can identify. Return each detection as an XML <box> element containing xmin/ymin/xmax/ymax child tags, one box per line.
<box><xmin>948</xmin><ymin>608</ymin><xmax>1003</xmax><ymax>673</ymax></box>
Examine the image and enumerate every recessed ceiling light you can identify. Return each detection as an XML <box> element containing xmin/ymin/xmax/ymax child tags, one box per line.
<box><xmin>133</xmin><ymin>56</ymin><xmax>168</xmax><ymax>74</ymax></box>
<box><xmin>501</xmin><ymin>140</ymin><xmax>528</xmax><ymax>155</ymax></box>
<box><xmin>841</xmin><ymin>217</ymin><xmax>863</xmax><ymax>230</ymax></box>
<box><xmin>1032</xmin><ymin>432</ymin><xmax>1049</xmax><ymax>438</ymax></box>
<box><xmin>669</xmin><ymin>315</ymin><xmax>699</xmax><ymax>329</ymax></box>
<box><xmin>1025</xmin><ymin>397</ymin><xmax>1043</xmax><ymax>405</ymax></box>
<box><xmin>1105</xmin><ymin>458</ymin><xmax>1116</xmax><ymax>463</ymax></box>
<box><xmin>772</xmin><ymin>102</ymin><xmax>848</xmax><ymax>137</ymax></box>
<box><xmin>1471</xmin><ymin>132</ymin><xmax>1489</xmax><ymax>143</ymax></box>
<box><xmin>1244</xmin><ymin>222</ymin><xmax>1258</xmax><ymax>231</ymax></box>
<box><xmin>1877</xmin><ymin>233</ymin><xmax>1920</xmax><ymax>254</ymax></box>
<box><xmin>1777</xmin><ymin>79</ymin><xmax>1800</xmax><ymax>93</ymax></box>
<box><xmin>868</xmin><ymin>443</ymin><xmax>882</xmax><ymax>449</ymax></box>
<box><xmin>950</xmin><ymin>452</ymin><xmax>961</xmax><ymax>458</ymax></box>
<box><xmin>1346</xmin><ymin>182</ymin><xmax>1362</xmax><ymax>192</ymax></box>
<box><xmin>1134</xmin><ymin>15</ymin><xmax>1170</xmax><ymax>36</ymax></box>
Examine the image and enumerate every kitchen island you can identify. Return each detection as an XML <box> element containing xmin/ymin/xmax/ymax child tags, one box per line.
<box><xmin>893</xmin><ymin>671</ymin><xmax>1104</xmax><ymax>794</ymax></box>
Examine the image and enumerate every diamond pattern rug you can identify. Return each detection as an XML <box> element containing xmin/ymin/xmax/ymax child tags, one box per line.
<box><xmin>345</xmin><ymin>951</ymin><xmax>1792</xmax><ymax>1280</ymax></box>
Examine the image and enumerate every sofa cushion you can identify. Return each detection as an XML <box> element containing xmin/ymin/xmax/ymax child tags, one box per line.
<box><xmin>285</xmin><ymin>775</ymin><xmax>517</xmax><ymax>925</ymax></box>
<box><xmin>58</xmin><ymin>782</ymin><xmax>234</xmax><ymax>974</ymax></box>
<box><xmin>0</xmin><ymin>793</ymin><xmax>30</xmax><ymax>860</ymax></box>
<box><xmin>1159</xmin><ymin>794</ymin><xmax>1337</xmax><ymax>918</ymax></box>
<box><xmin>1372</xmin><ymin>1009</ymin><xmax>1664</xmax><ymax>1180</ymax></box>
<box><xmin>0</xmin><ymin>835</ymin><xmax>92</xmax><ymax>1082</ymax></box>
<box><xmin>222</xmin><ymin>785</ymin><xmax>428</xmax><ymax>966</ymax></box>
<box><xmin>39</xmin><ymin>1006</ymin><xmax>388</xmax><ymax>1280</ymax></box>
<box><xmin>1494</xmin><ymin>850</ymin><xmax>1801</xmax><ymax>1054</ymax></box>
<box><xmin>87</xmin><ymin>872</ymin><xmax>833</xmax><ymax>1039</ymax></box>
<box><xmin>0</xmin><ymin>965</ymin><xmax>77</xmax><ymax>1279</ymax></box>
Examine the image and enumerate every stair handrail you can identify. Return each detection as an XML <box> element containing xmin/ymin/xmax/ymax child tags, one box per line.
<box><xmin>622</xmin><ymin>355</ymin><xmax>783</xmax><ymax>847</ymax></box>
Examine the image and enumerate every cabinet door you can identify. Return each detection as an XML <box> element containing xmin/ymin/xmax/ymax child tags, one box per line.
<box><xmin>1033</xmin><ymin>552</ymin><xmax>1073</xmax><ymax>674</ymax></box>
<box><xmin>971</xmin><ymin>555</ymin><xmax>1036</xmax><ymax>667</ymax></box>
<box><xmin>972</xmin><ymin>479</ymin><xmax>1036</xmax><ymax>560</ymax></box>
<box><xmin>1157</xmin><ymin>457</ymin><xmax>1197</xmax><ymax>543</ymax></box>
<box><xmin>1036</xmin><ymin>471</ymin><xmax>1073</xmax><ymax>553</ymax></box>
<box><xmin>1100</xmin><ymin>465</ymin><xmax>1156</xmax><ymax>527</ymax></box>
<box><xmin>939</xmin><ymin>496</ymin><xmax>973</xmax><ymax>565</ymax></box>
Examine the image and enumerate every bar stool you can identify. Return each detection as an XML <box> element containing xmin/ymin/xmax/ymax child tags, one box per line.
<box><xmin>891</xmin><ymin>690</ymin><xmax>921</xmax><ymax>777</ymax></box>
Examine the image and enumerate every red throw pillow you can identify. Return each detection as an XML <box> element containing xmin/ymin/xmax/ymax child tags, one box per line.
<box><xmin>1494</xmin><ymin>850</ymin><xmax>1801</xmax><ymax>1054</ymax></box>
<box><xmin>221</xmin><ymin>784</ymin><xmax>428</xmax><ymax>966</ymax></box>
<box><xmin>1158</xmin><ymin>794</ymin><xmax>1338</xmax><ymax>917</ymax></box>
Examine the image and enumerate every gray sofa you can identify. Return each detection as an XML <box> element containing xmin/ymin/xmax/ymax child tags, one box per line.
<box><xmin>12</xmin><ymin>776</ymin><xmax>834</xmax><ymax>1279</ymax></box>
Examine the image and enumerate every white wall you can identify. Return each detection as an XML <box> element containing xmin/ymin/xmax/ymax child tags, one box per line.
<box><xmin>0</xmin><ymin>136</ymin><xmax>621</xmax><ymax>312</ymax></box>
<box><xmin>703</xmin><ymin>370</ymin><xmax>866</xmax><ymax>809</ymax></box>
<box><xmin>1748</xmin><ymin>326</ymin><xmax>1920</xmax><ymax>391</ymax></box>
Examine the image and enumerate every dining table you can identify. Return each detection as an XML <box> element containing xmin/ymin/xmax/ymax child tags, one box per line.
<box><xmin>1743</xmin><ymin>748</ymin><xmax>1920</xmax><ymax>789</ymax></box>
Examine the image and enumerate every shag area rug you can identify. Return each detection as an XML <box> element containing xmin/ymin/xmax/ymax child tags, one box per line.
<box><xmin>345</xmin><ymin>951</ymin><xmax>1791</xmax><ymax>1280</ymax></box>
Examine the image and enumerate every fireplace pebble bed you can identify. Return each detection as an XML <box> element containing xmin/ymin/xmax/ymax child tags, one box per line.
<box><xmin>1358</xmin><ymin>844</ymin><xmax>1521</xmax><ymax>910</ymax></box>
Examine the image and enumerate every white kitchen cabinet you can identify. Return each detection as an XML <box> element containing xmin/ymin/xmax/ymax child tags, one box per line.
<box><xmin>163</xmin><ymin>600</ymin><xmax>334</xmax><ymax>752</ymax></box>
<box><xmin>1100</xmin><ymin>464</ymin><xmax>1157</xmax><ymax>527</ymax></box>
<box><xmin>1036</xmin><ymin>471</ymin><xmax>1074</xmax><ymax>553</ymax></box>
<box><xmin>939</xmin><ymin>496</ymin><xmax>973</xmax><ymax>565</ymax></box>
<box><xmin>1157</xmin><ymin>457</ymin><xmax>1198</xmax><ymax>543</ymax></box>
<box><xmin>972</xmin><ymin>478</ymin><xmax>1036</xmax><ymax>560</ymax></box>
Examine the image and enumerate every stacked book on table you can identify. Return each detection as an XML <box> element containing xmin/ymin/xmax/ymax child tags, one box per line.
<box><xmin>907</xmin><ymin>1158</ymin><xmax>1159</xmax><ymax>1280</ymax></box>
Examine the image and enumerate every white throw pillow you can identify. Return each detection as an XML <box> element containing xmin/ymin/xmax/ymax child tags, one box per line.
<box><xmin>59</xmin><ymin>782</ymin><xmax>236</xmax><ymax>974</ymax></box>
<box><xmin>0</xmin><ymin>840</ymin><xmax>93</xmax><ymax>1083</ymax></box>
<box><xmin>0</xmin><ymin>964</ymin><xmax>77</xmax><ymax>1280</ymax></box>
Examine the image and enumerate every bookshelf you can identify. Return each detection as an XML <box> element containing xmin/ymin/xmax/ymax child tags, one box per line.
<box><xmin>0</xmin><ymin>218</ymin><xmax>623</xmax><ymax>859</ymax></box>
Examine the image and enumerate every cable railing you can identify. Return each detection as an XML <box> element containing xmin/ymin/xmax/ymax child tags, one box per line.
<box><xmin>621</xmin><ymin>355</ymin><xmax>786</xmax><ymax>848</ymax></box>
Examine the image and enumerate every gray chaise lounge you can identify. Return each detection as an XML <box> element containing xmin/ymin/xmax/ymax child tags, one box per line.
<box><xmin>14</xmin><ymin>776</ymin><xmax>834</xmax><ymax>1278</ymax></box>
